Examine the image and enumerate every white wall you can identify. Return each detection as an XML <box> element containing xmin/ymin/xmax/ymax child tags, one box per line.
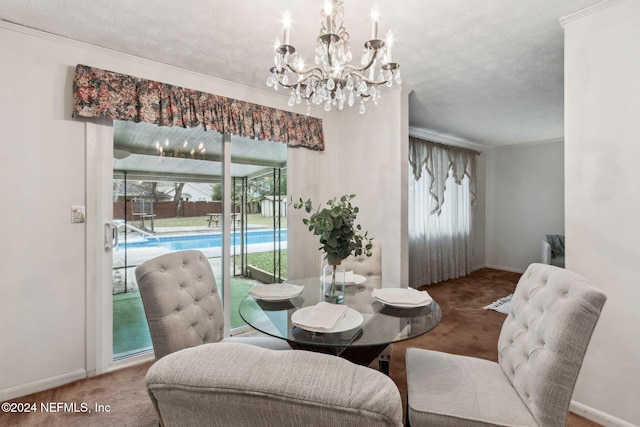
<box><xmin>288</xmin><ymin>85</ymin><xmax>410</xmax><ymax>284</ymax></box>
<box><xmin>563</xmin><ymin>1</ymin><xmax>640</xmax><ymax>425</ymax></box>
<box><xmin>484</xmin><ymin>140</ymin><xmax>565</xmax><ymax>272</ymax></box>
<box><xmin>1</xmin><ymin>24</ymin><xmax>87</xmax><ymax>400</ymax></box>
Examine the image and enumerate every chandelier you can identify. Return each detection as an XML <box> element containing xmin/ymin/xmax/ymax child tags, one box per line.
<box><xmin>266</xmin><ymin>0</ymin><xmax>401</xmax><ymax>115</ymax></box>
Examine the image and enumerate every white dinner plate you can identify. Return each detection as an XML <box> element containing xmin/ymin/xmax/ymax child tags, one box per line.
<box><xmin>373</xmin><ymin>296</ymin><xmax>432</xmax><ymax>308</ymax></box>
<box><xmin>319</xmin><ymin>273</ymin><xmax>366</xmax><ymax>286</ymax></box>
<box><xmin>254</xmin><ymin>294</ymin><xmax>302</xmax><ymax>302</ymax></box>
<box><xmin>291</xmin><ymin>306</ymin><xmax>364</xmax><ymax>333</ymax></box>
<box><xmin>249</xmin><ymin>284</ymin><xmax>304</xmax><ymax>301</ymax></box>
<box><xmin>372</xmin><ymin>288</ymin><xmax>433</xmax><ymax>308</ymax></box>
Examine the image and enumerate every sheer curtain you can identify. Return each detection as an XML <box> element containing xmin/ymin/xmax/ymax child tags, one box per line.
<box><xmin>409</xmin><ymin>137</ymin><xmax>477</xmax><ymax>286</ymax></box>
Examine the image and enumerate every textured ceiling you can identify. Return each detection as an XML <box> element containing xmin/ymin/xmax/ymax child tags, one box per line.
<box><xmin>0</xmin><ymin>0</ymin><xmax>604</xmax><ymax>148</ymax></box>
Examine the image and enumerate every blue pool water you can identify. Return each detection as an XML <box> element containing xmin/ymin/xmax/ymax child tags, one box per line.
<box><xmin>118</xmin><ymin>229</ymin><xmax>287</xmax><ymax>251</ymax></box>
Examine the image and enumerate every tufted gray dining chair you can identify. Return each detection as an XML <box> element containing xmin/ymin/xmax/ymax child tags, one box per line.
<box><xmin>135</xmin><ymin>250</ymin><xmax>290</xmax><ymax>360</ymax></box>
<box><xmin>405</xmin><ymin>263</ymin><xmax>607</xmax><ymax>427</ymax></box>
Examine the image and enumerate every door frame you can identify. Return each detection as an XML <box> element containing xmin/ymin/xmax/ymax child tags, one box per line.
<box><xmin>85</xmin><ymin>121</ymin><xmax>242</xmax><ymax>375</ymax></box>
<box><xmin>85</xmin><ymin>119</ymin><xmax>118</xmax><ymax>376</ymax></box>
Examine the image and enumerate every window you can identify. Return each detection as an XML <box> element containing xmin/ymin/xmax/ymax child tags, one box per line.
<box><xmin>408</xmin><ymin>137</ymin><xmax>477</xmax><ymax>286</ymax></box>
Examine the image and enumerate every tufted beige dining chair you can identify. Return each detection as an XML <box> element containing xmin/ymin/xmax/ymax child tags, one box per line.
<box><xmin>405</xmin><ymin>263</ymin><xmax>607</xmax><ymax>427</ymax></box>
<box><xmin>340</xmin><ymin>239</ymin><xmax>382</xmax><ymax>278</ymax></box>
<box><xmin>146</xmin><ymin>342</ymin><xmax>403</xmax><ymax>427</ymax></box>
<box><xmin>135</xmin><ymin>250</ymin><xmax>290</xmax><ymax>360</ymax></box>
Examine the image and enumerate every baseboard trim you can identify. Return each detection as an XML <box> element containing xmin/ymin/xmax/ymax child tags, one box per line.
<box><xmin>570</xmin><ymin>400</ymin><xmax>636</xmax><ymax>427</ymax></box>
<box><xmin>483</xmin><ymin>264</ymin><xmax>526</xmax><ymax>274</ymax></box>
<box><xmin>0</xmin><ymin>369</ymin><xmax>87</xmax><ymax>402</ymax></box>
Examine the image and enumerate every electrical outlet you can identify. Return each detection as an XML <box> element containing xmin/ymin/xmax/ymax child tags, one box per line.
<box><xmin>72</xmin><ymin>205</ymin><xmax>85</xmax><ymax>223</ymax></box>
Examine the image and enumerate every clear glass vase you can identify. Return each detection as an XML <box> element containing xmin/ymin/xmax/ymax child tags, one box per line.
<box><xmin>322</xmin><ymin>260</ymin><xmax>345</xmax><ymax>304</ymax></box>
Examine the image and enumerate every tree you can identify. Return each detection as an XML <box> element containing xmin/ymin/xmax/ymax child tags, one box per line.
<box><xmin>150</xmin><ymin>182</ymin><xmax>161</xmax><ymax>201</ymax></box>
<box><xmin>247</xmin><ymin>171</ymin><xmax>287</xmax><ymax>203</ymax></box>
<box><xmin>211</xmin><ymin>183</ymin><xmax>222</xmax><ymax>201</ymax></box>
<box><xmin>173</xmin><ymin>183</ymin><xmax>185</xmax><ymax>216</ymax></box>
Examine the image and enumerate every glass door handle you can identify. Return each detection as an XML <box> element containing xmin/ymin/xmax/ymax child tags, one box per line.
<box><xmin>105</xmin><ymin>223</ymin><xmax>118</xmax><ymax>250</ymax></box>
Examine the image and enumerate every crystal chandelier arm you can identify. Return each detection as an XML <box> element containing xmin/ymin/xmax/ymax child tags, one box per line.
<box><xmin>284</xmin><ymin>63</ymin><xmax>326</xmax><ymax>80</ymax></box>
<box><xmin>342</xmin><ymin>55</ymin><xmax>378</xmax><ymax>75</ymax></box>
<box><xmin>345</xmin><ymin>69</ymin><xmax>387</xmax><ymax>87</ymax></box>
<box><xmin>342</xmin><ymin>41</ymin><xmax>384</xmax><ymax>74</ymax></box>
<box><xmin>276</xmin><ymin>77</ymin><xmax>310</xmax><ymax>90</ymax></box>
<box><xmin>275</xmin><ymin>69</ymin><xmax>324</xmax><ymax>94</ymax></box>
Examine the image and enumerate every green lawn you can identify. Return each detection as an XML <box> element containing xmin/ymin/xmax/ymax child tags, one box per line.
<box><xmin>113</xmin><ymin>277</ymin><xmax>267</xmax><ymax>357</ymax></box>
<box><xmin>227</xmin><ymin>278</ymin><xmax>268</xmax><ymax>327</ymax></box>
<box><xmin>239</xmin><ymin>250</ymin><xmax>287</xmax><ymax>279</ymax></box>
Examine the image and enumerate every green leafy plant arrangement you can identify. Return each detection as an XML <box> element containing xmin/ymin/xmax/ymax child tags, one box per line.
<box><xmin>293</xmin><ymin>194</ymin><xmax>373</xmax><ymax>262</ymax></box>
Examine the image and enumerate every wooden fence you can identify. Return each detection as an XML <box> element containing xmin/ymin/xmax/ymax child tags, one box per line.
<box><xmin>113</xmin><ymin>200</ymin><xmax>222</xmax><ymax>220</ymax></box>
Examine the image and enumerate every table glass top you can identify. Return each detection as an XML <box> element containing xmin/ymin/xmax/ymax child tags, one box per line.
<box><xmin>238</xmin><ymin>277</ymin><xmax>442</xmax><ymax>348</ymax></box>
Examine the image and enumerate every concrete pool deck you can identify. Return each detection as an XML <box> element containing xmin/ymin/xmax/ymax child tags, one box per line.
<box><xmin>152</xmin><ymin>224</ymin><xmax>266</xmax><ymax>234</ymax></box>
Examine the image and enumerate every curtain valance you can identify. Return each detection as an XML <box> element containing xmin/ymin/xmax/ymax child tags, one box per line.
<box><xmin>409</xmin><ymin>136</ymin><xmax>478</xmax><ymax>215</ymax></box>
<box><xmin>72</xmin><ymin>64</ymin><xmax>324</xmax><ymax>150</ymax></box>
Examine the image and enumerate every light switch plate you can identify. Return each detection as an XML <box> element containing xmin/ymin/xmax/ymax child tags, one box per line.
<box><xmin>72</xmin><ymin>205</ymin><xmax>85</xmax><ymax>223</ymax></box>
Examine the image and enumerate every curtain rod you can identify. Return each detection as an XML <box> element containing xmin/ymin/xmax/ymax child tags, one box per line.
<box><xmin>409</xmin><ymin>135</ymin><xmax>481</xmax><ymax>156</ymax></box>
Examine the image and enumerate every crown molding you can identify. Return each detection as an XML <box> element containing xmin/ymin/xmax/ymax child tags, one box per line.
<box><xmin>559</xmin><ymin>0</ymin><xmax>627</xmax><ymax>28</ymax></box>
<box><xmin>408</xmin><ymin>126</ymin><xmax>485</xmax><ymax>152</ymax></box>
<box><xmin>0</xmin><ymin>20</ymin><xmax>320</xmax><ymax>119</ymax></box>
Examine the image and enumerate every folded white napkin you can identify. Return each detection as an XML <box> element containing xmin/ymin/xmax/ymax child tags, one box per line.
<box><xmin>249</xmin><ymin>283</ymin><xmax>303</xmax><ymax>300</ymax></box>
<box><xmin>292</xmin><ymin>302</ymin><xmax>348</xmax><ymax>332</ymax></box>
<box><xmin>372</xmin><ymin>288</ymin><xmax>432</xmax><ymax>306</ymax></box>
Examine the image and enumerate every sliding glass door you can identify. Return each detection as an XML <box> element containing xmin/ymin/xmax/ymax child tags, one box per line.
<box><xmin>229</xmin><ymin>167</ymin><xmax>288</xmax><ymax>332</ymax></box>
<box><xmin>111</xmin><ymin>121</ymin><xmax>224</xmax><ymax>360</ymax></box>
<box><xmin>110</xmin><ymin>120</ymin><xmax>287</xmax><ymax>360</ymax></box>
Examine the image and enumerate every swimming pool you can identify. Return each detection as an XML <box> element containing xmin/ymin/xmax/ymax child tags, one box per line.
<box><xmin>117</xmin><ymin>229</ymin><xmax>287</xmax><ymax>251</ymax></box>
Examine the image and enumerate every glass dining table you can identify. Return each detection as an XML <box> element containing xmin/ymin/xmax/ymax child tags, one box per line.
<box><xmin>238</xmin><ymin>276</ymin><xmax>442</xmax><ymax>367</ymax></box>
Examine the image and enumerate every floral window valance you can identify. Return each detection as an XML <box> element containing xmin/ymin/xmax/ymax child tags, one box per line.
<box><xmin>409</xmin><ymin>136</ymin><xmax>479</xmax><ymax>215</ymax></box>
<box><xmin>72</xmin><ymin>64</ymin><xmax>324</xmax><ymax>150</ymax></box>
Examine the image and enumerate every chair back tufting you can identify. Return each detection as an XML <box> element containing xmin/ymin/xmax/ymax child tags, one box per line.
<box><xmin>339</xmin><ymin>240</ymin><xmax>382</xmax><ymax>278</ymax></box>
<box><xmin>136</xmin><ymin>250</ymin><xmax>224</xmax><ymax>359</ymax></box>
<box><xmin>498</xmin><ymin>263</ymin><xmax>606</xmax><ymax>427</ymax></box>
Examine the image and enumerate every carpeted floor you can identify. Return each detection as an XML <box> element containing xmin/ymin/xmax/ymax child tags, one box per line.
<box><xmin>1</xmin><ymin>361</ymin><xmax>157</xmax><ymax>427</ymax></box>
<box><xmin>1</xmin><ymin>268</ymin><xmax>601</xmax><ymax>426</ymax></box>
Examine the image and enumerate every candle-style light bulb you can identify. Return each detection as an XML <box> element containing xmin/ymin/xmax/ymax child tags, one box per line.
<box><xmin>283</xmin><ymin>11</ymin><xmax>291</xmax><ymax>45</ymax></box>
<box><xmin>371</xmin><ymin>5</ymin><xmax>379</xmax><ymax>40</ymax></box>
<box><xmin>324</xmin><ymin>0</ymin><xmax>333</xmax><ymax>34</ymax></box>
<box><xmin>386</xmin><ymin>30</ymin><xmax>394</xmax><ymax>62</ymax></box>
<box><xmin>324</xmin><ymin>1</ymin><xmax>333</xmax><ymax>16</ymax></box>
